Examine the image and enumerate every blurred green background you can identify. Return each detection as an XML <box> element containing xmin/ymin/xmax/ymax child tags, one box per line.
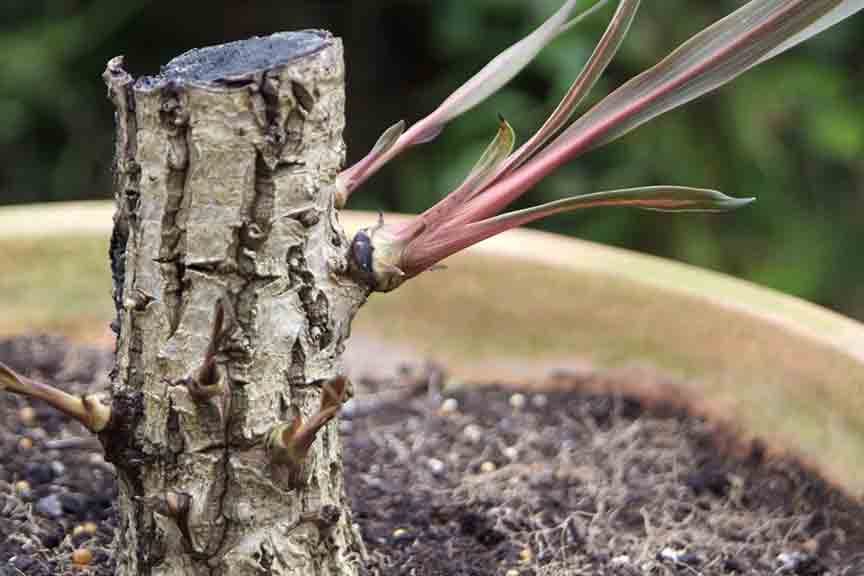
<box><xmin>1</xmin><ymin>1</ymin><xmax>862</xmax><ymax>319</ymax></box>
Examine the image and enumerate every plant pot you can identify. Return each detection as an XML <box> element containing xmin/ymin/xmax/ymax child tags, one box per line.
<box><xmin>2</xmin><ymin>201</ymin><xmax>863</xmax><ymax>497</ymax></box>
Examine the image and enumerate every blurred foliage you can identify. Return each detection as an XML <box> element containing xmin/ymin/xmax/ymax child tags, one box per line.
<box><xmin>1</xmin><ymin>0</ymin><xmax>862</xmax><ymax>319</ymax></box>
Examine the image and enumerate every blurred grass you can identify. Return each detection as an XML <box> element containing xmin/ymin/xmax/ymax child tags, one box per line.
<box><xmin>0</xmin><ymin>235</ymin><xmax>112</xmax><ymax>342</ymax></box>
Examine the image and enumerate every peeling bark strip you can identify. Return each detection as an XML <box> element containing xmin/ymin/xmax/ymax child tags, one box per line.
<box><xmin>104</xmin><ymin>32</ymin><xmax>369</xmax><ymax>576</ymax></box>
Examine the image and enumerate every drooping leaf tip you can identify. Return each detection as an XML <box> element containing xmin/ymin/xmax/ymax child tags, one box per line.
<box><xmin>729</xmin><ymin>196</ymin><xmax>757</xmax><ymax>208</ymax></box>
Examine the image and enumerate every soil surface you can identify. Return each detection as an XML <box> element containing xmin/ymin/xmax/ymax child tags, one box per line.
<box><xmin>1</xmin><ymin>336</ymin><xmax>863</xmax><ymax>575</ymax></box>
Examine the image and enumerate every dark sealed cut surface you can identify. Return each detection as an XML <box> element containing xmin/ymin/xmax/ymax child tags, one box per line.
<box><xmin>135</xmin><ymin>30</ymin><xmax>332</xmax><ymax>90</ymax></box>
<box><xmin>2</xmin><ymin>336</ymin><xmax>864</xmax><ymax>575</ymax></box>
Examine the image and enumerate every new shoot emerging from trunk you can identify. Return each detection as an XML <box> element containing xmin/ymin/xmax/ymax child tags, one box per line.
<box><xmin>267</xmin><ymin>375</ymin><xmax>349</xmax><ymax>471</ymax></box>
<box><xmin>341</xmin><ymin>0</ymin><xmax>863</xmax><ymax>292</ymax></box>
<box><xmin>179</xmin><ymin>298</ymin><xmax>233</xmax><ymax>422</ymax></box>
<box><xmin>0</xmin><ymin>361</ymin><xmax>111</xmax><ymax>433</ymax></box>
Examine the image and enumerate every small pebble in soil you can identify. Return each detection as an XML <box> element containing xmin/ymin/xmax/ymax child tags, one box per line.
<box><xmin>88</xmin><ymin>452</ymin><xmax>106</xmax><ymax>466</ymax></box>
<box><xmin>503</xmin><ymin>445</ymin><xmax>518</xmax><ymax>461</ymax></box>
<box><xmin>531</xmin><ymin>393</ymin><xmax>548</xmax><ymax>408</ymax></box>
<box><xmin>72</xmin><ymin>548</ymin><xmax>93</xmax><ymax>566</ymax></box>
<box><xmin>509</xmin><ymin>393</ymin><xmax>526</xmax><ymax>410</ymax></box>
<box><xmin>17</xmin><ymin>436</ymin><xmax>33</xmax><ymax>451</ymax></box>
<box><xmin>777</xmin><ymin>551</ymin><xmax>825</xmax><ymax>574</ymax></box>
<box><xmin>480</xmin><ymin>461</ymin><xmax>496</xmax><ymax>474</ymax></box>
<box><xmin>658</xmin><ymin>547</ymin><xmax>701</xmax><ymax>567</ymax></box>
<box><xmin>802</xmin><ymin>538</ymin><xmax>821</xmax><ymax>555</ymax></box>
<box><xmin>74</xmin><ymin>522</ymin><xmax>99</xmax><ymax>537</ymax></box>
<box><xmin>391</xmin><ymin>528</ymin><xmax>412</xmax><ymax>544</ymax></box>
<box><xmin>18</xmin><ymin>406</ymin><xmax>36</xmax><ymax>426</ymax></box>
<box><xmin>463</xmin><ymin>424</ymin><xmax>483</xmax><ymax>443</ymax></box>
<box><xmin>519</xmin><ymin>547</ymin><xmax>533</xmax><ymax>563</ymax></box>
<box><xmin>505</xmin><ymin>569</ymin><xmax>520</xmax><ymax>576</ymax></box>
<box><xmin>426</xmin><ymin>458</ymin><xmax>445</xmax><ymax>475</ymax></box>
<box><xmin>439</xmin><ymin>397</ymin><xmax>459</xmax><ymax>415</ymax></box>
<box><xmin>611</xmin><ymin>554</ymin><xmax>631</xmax><ymax>565</ymax></box>
<box><xmin>36</xmin><ymin>493</ymin><xmax>64</xmax><ymax>519</ymax></box>
<box><xmin>14</xmin><ymin>480</ymin><xmax>31</xmax><ymax>497</ymax></box>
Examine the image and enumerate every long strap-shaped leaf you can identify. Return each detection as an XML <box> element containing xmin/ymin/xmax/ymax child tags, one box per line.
<box><xmin>552</xmin><ymin>0</ymin><xmax>864</xmax><ymax>154</ymax></box>
<box><xmin>500</xmin><ymin>0</ymin><xmax>641</xmax><ymax>176</ymax></box>
<box><xmin>557</xmin><ymin>0</ymin><xmax>612</xmax><ymax>38</ymax></box>
<box><xmin>397</xmin><ymin>117</ymin><xmax>516</xmax><ymax>240</ymax></box>
<box><xmin>453</xmin><ymin>0</ymin><xmax>864</xmax><ymax>225</ymax></box>
<box><xmin>759</xmin><ymin>1</ymin><xmax>864</xmax><ymax>64</ymax></box>
<box><xmin>425</xmin><ymin>0</ymin><xmax>581</xmax><ymax>126</ymax></box>
<box><xmin>410</xmin><ymin>0</ymin><xmax>640</xmax><ymax>232</ymax></box>
<box><xmin>338</xmin><ymin>0</ymin><xmax>602</xmax><ymax>202</ymax></box>
<box><xmin>404</xmin><ymin>187</ymin><xmax>750</xmax><ymax>275</ymax></box>
<box><xmin>463</xmin><ymin>117</ymin><xmax>517</xmax><ymax>185</ymax></box>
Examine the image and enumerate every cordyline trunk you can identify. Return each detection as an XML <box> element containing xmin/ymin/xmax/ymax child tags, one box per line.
<box><xmin>103</xmin><ymin>32</ymin><xmax>368</xmax><ymax>575</ymax></box>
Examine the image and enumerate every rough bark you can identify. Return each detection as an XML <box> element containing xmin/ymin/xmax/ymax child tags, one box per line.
<box><xmin>103</xmin><ymin>31</ymin><xmax>368</xmax><ymax>575</ymax></box>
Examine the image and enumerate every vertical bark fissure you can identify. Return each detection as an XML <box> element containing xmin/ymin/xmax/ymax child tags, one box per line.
<box><xmin>158</xmin><ymin>84</ymin><xmax>191</xmax><ymax>337</ymax></box>
<box><xmin>207</xmin><ymin>395</ymin><xmax>233</xmax><ymax>572</ymax></box>
<box><xmin>110</xmin><ymin>220</ymin><xmax>130</xmax><ymax>337</ymax></box>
